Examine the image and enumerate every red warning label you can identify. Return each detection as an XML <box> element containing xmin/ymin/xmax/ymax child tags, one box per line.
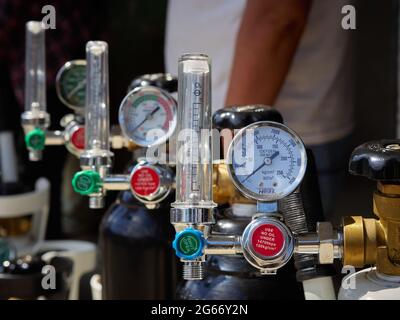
<box><xmin>251</xmin><ymin>224</ymin><xmax>285</xmax><ymax>257</ymax></box>
<box><xmin>131</xmin><ymin>167</ymin><xmax>160</xmax><ymax>196</ymax></box>
<box><xmin>71</xmin><ymin>127</ymin><xmax>85</xmax><ymax>150</ymax></box>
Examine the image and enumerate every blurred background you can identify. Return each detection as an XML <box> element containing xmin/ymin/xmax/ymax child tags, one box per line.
<box><xmin>335</xmin><ymin>0</ymin><xmax>398</xmax><ymax>222</ymax></box>
<box><xmin>0</xmin><ymin>0</ymin><xmax>398</xmax><ymax>240</ymax></box>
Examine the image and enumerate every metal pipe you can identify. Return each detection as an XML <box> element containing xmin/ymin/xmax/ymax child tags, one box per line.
<box><xmin>295</xmin><ymin>232</ymin><xmax>343</xmax><ymax>260</ymax></box>
<box><xmin>205</xmin><ymin>235</ymin><xmax>242</xmax><ymax>255</ymax></box>
<box><xmin>103</xmin><ymin>175</ymin><xmax>130</xmax><ymax>190</ymax></box>
<box><xmin>295</xmin><ymin>233</ymin><xmax>320</xmax><ymax>255</ymax></box>
<box><xmin>45</xmin><ymin>130</ymin><xmax>64</xmax><ymax>145</ymax></box>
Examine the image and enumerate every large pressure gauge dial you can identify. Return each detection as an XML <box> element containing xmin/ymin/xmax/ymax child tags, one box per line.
<box><xmin>118</xmin><ymin>86</ymin><xmax>177</xmax><ymax>147</ymax></box>
<box><xmin>56</xmin><ymin>60</ymin><xmax>86</xmax><ymax>111</ymax></box>
<box><xmin>227</xmin><ymin>121</ymin><xmax>307</xmax><ymax>202</ymax></box>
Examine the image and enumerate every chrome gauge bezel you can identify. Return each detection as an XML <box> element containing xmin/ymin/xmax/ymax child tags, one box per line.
<box><xmin>227</xmin><ymin>121</ymin><xmax>307</xmax><ymax>202</ymax></box>
<box><xmin>118</xmin><ymin>86</ymin><xmax>177</xmax><ymax>147</ymax></box>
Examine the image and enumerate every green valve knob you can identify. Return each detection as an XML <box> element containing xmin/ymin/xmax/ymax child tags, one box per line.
<box><xmin>173</xmin><ymin>228</ymin><xmax>204</xmax><ymax>260</ymax></box>
<box><xmin>25</xmin><ymin>128</ymin><xmax>45</xmax><ymax>151</ymax></box>
<box><xmin>72</xmin><ymin>171</ymin><xmax>102</xmax><ymax>195</ymax></box>
<box><xmin>179</xmin><ymin>234</ymin><xmax>199</xmax><ymax>255</ymax></box>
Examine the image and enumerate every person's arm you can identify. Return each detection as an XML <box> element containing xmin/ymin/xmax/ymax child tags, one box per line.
<box><xmin>225</xmin><ymin>0</ymin><xmax>312</xmax><ymax>106</ymax></box>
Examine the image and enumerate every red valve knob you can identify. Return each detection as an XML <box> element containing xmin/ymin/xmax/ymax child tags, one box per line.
<box><xmin>250</xmin><ymin>223</ymin><xmax>285</xmax><ymax>258</ymax></box>
<box><xmin>71</xmin><ymin>127</ymin><xmax>85</xmax><ymax>150</ymax></box>
<box><xmin>130</xmin><ymin>166</ymin><xmax>160</xmax><ymax>197</ymax></box>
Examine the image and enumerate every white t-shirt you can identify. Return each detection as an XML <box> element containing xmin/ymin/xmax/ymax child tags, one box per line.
<box><xmin>165</xmin><ymin>0</ymin><xmax>354</xmax><ymax>145</ymax></box>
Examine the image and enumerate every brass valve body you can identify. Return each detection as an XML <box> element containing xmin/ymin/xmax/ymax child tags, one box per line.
<box><xmin>212</xmin><ymin>161</ymin><xmax>255</xmax><ymax>206</ymax></box>
<box><xmin>343</xmin><ymin>183</ymin><xmax>400</xmax><ymax>275</ymax></box>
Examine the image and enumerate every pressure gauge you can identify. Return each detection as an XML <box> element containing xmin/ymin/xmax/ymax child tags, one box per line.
<box><xmin>118</xmin><ymin>86</ymin><xmax>177</xmax><ymax>147</ymax></box>
<box><xmin>56</xmin><ymin>60</ymin><xmax>86</xmax><ymax>112</ymax></box>
<box><xmin>227</xmin><ymin>121</ymin><xmax>307</xmax><ymax>202</ymax></box>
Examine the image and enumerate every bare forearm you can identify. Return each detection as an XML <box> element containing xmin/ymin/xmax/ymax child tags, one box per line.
<box><xmin>225</xmin><ymin>0</ymin><xmax>312</xmax><ymax>106</ymax></box>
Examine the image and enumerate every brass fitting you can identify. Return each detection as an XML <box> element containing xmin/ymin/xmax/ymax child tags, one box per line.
<box><xmin>342</xmin><ymin>216</ymin><xmax>385</xmax><ymax>267</ymax></box>
<box><xmin>212</xmin><ymin>160</ymin><xmax>255</xmax><ymax>206</ymax></box>
<box><xmin>343</xmin><ymin>183</ymin><xmax>400</xmax><ymax>275</ymax></box>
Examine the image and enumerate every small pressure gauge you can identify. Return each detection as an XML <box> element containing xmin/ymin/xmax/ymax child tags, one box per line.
<box><xmin>118</xmin><ymin>86</ymin><xmax>177</xmax><ymax>147</ymax></box>
<box><xmin>56</xmin><ymin>60</ymin><xmax>86</xmax><ymax>112</ymax></box>
<box><xmin>227</xmin><ymin>121</ymin><xmax>307</xmax><ymax>202</ymax></box>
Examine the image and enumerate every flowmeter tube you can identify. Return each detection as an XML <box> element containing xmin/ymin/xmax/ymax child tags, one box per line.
<box><xmin>173</xmin><ymin>54</ymin><xmax>214</xmax><ymax>209</ymax></box>
<box><xmin>24</xmin><ymin>21</ymin><xmax>46</xmax><ymax>113</ymax></box>
<box><xmin>171</xmin><ymin>54</ymin><xmax>217</xmax><ymax>280</ymax></box>
<box><xmin>74</xmin><ymin>41</ymin><xmax>113</xmax><ymax>209</ymax></box>
<box><xmin>21</xmin><ymin>21</ymin><xmax>50</xmax><ymax>161</ymax></box>
<box><xmin>85</xmin><ymin>41</ymin><xmax>111</xmax><ymax>156</ymax></box>
<box><xmin>22</xmin><ymin>23</ymin><xmax>85</xmax><ymax>160</ymax></box>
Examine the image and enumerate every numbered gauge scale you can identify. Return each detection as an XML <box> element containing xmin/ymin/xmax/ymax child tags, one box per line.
<box><xmin>227</xmin><ymin>121</ymin><xmax>307</xmax><ymax>202</ymax></box>
<box><xmin>119</xmin><ymin>86</ymin><xmax>177</xmax><ymax>147</ymax></box>
<box><xmin>56</xmin><ymin>60</ymin><xmax>86</xmax><ymax>111</ymax></box>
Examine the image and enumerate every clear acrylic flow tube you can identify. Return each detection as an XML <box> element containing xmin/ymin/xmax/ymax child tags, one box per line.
<box><xmin>24</xmin><ymin>21</ymin><xmax>46</xmax><ymax>113</ymax></box>
<box><xmin>84</xmin><ymin>41</ymin><xmax>111</xmax><ymax>156</ymax></box>
<box><xmin>173</xmin><ymin>54</ymin><xmax>215</xmax><ymax>209</ymax></box>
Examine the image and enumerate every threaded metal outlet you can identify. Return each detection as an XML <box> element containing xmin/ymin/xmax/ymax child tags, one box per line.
<box><xmin>183</xmin><ymin>261</ymin><xmax>204</xmax><ymax>280</ymax></box>
<box><xmin>89</xmin><ymin>196</ymin><xmax>104</xmax><ymax>209</ymax></box>
<box><xmin>29</xmin><ymin>150</ymin><xmax>42</xmax><ymax>161</ymax></box>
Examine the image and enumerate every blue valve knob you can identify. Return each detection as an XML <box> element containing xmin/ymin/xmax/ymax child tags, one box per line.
<box><xmin>172</xmin><ymin>228</ymin><xmax>205</xmax><ymax>260</ymax></box>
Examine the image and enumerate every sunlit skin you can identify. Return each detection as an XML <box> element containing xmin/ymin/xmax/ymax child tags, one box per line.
<box><xmin>225</xmin><ymin>0</ymin><xmax>311</xmax><ymax>106</ymax></box>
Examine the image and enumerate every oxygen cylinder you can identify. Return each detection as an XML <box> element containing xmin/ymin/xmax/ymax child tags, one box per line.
<box><xmin>99</xmin><ymin>74</ymin><xmax>179</xmax><ymax>299</ymax></box>
<box><xmin>176</xmin><ymin>106</ymin><xmax>304</xmax><ymax>299</ymax></box>
<box><xmin>338</xmin><ymin>140</ymin><xmax>400</xmax><ymax>300</ymax></box>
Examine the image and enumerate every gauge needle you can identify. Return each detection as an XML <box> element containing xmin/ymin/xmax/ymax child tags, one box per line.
<box><xmin>131</xmin><ymin>106</ymin><xmax>161</xmax><ymax>132</ymax></box>
<box><xmin>67</xmin><ymin>79</ymin><xmax>86</xmax><ymax>99</ymax></box>
<box><xmin>241</xmin><ymin>162</ymin><xmax>266</xmax><ymax>183</ymax></box>
<box><xmin>269</xmin><ymin>151</ymin><xmax>280</xmax><ymax>161</ymax></box>
<box><xmin>241</xmin><ymin>151</ymin><xmax>279</xmax><ymax>183</ymax></box>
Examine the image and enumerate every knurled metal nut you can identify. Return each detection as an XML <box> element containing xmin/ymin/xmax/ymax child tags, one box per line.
<box><xmin>317</xmin><ymin>222</ymin><xmax>334</xmax><ymax>264</ymax></box>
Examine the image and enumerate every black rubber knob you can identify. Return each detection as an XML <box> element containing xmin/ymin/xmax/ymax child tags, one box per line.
<box><xmin>349</xmin><ymin>140</ymin><xmax>400</xmax><ymax>181</ymax></box>
<box><xmin>128</xmin><ymin>73</ymin><xmax>177</xmax><ymax>93</ymax></box>
<box><xmin>212</xmin><ymin>105</ymin><xmax>283</xmax><ymax>130</ymax></box>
